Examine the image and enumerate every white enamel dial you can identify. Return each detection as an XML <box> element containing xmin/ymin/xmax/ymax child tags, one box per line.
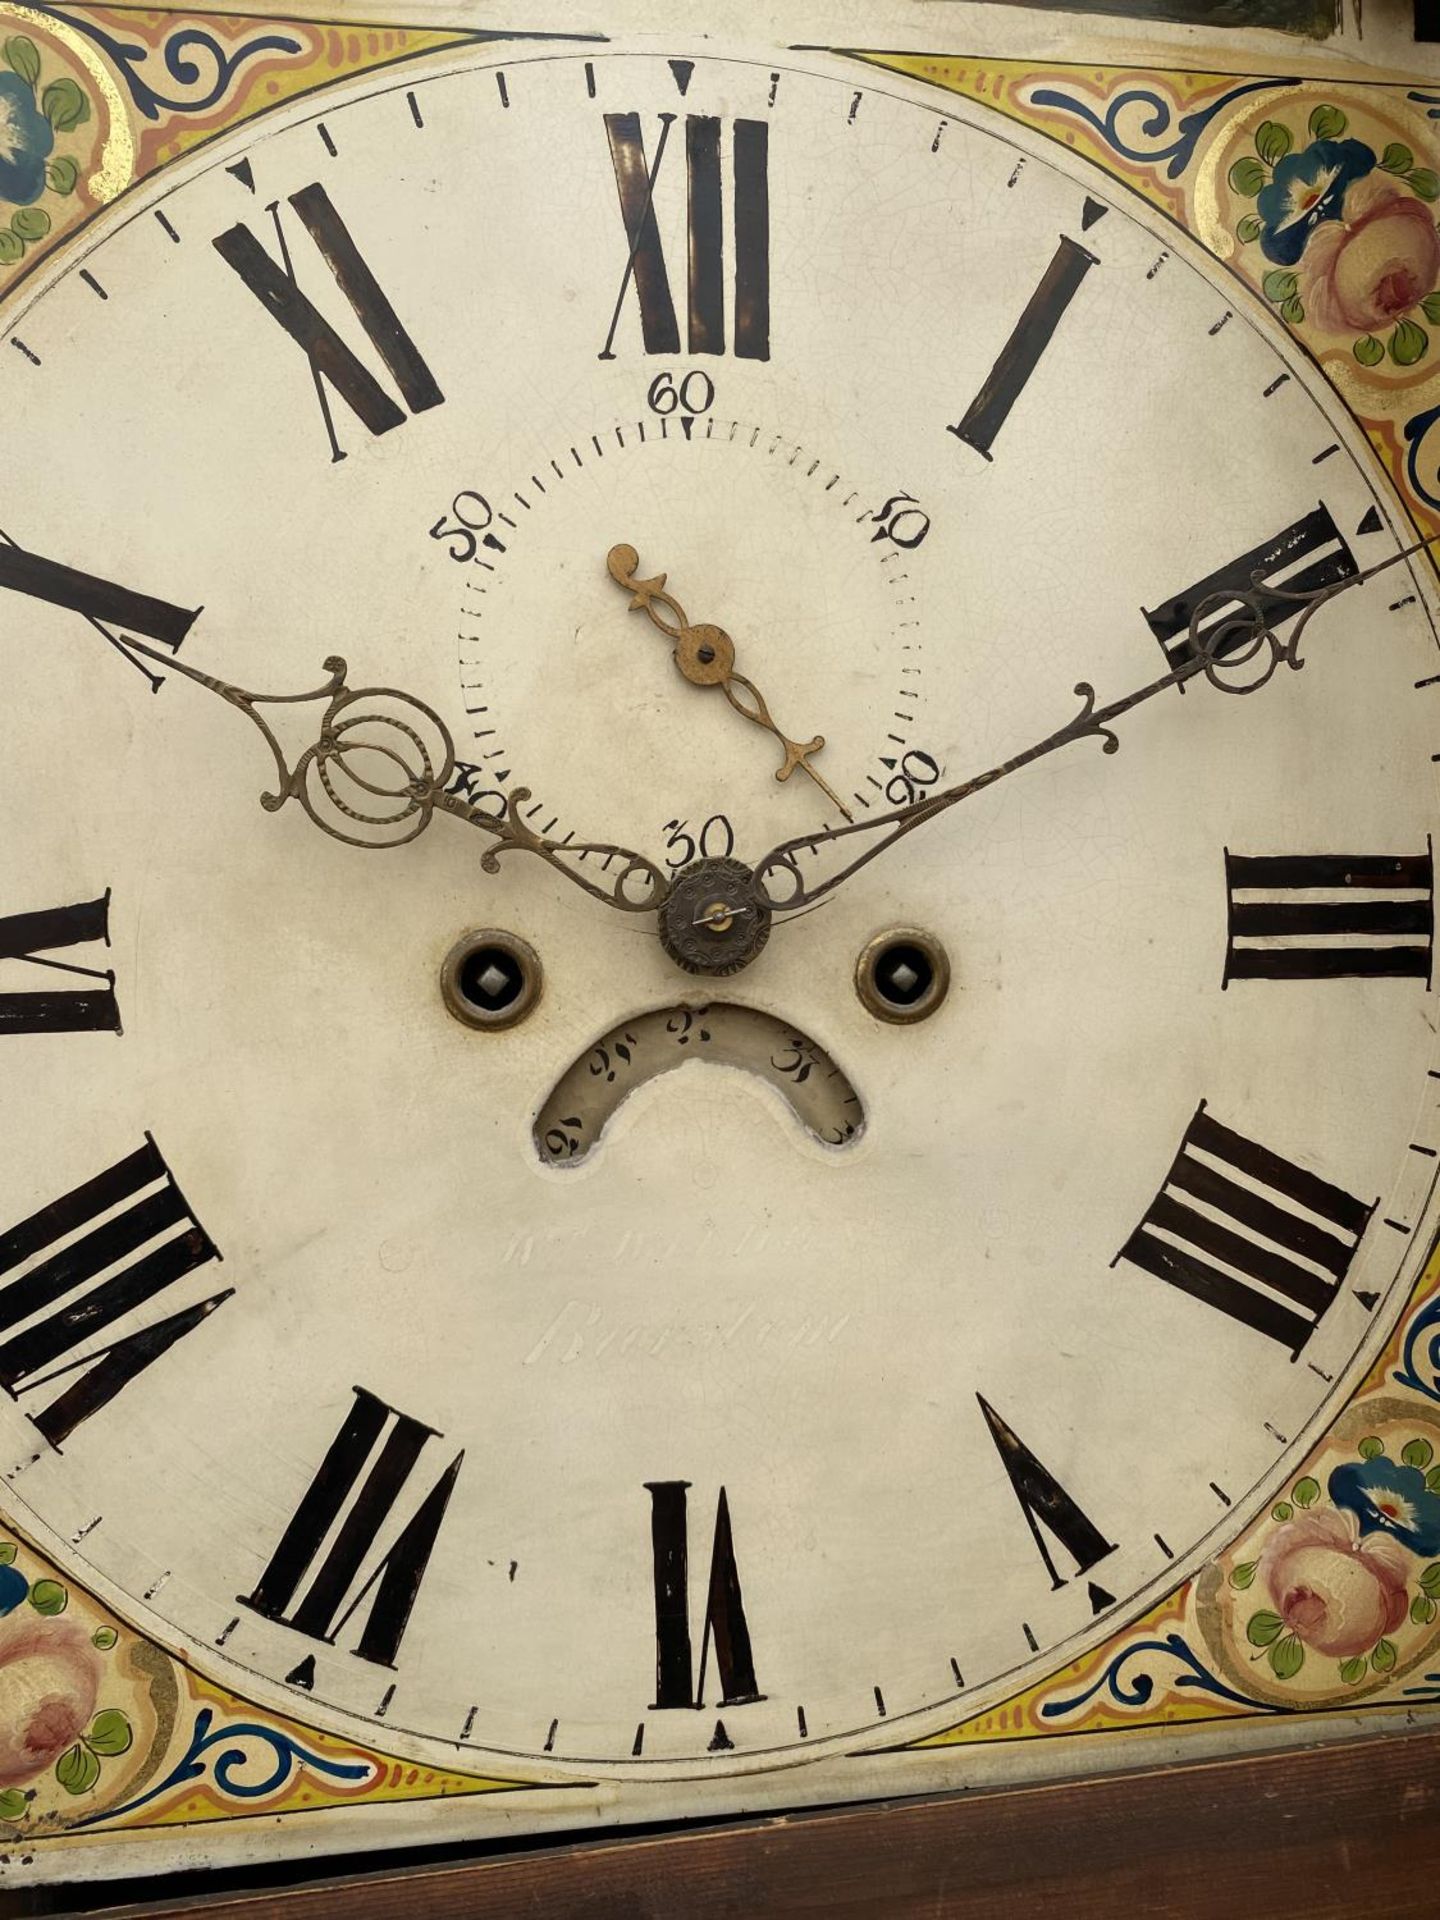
<box><xmin>0</xmin><ymin>42</ymin><xmax>1437</xmax><ymax>1779</ymax></box>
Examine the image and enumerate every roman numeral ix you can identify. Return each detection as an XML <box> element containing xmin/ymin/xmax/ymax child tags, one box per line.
<box><xmin>601</xmin><ymin>113</ymin><xmax>770</xmax><ymax>361</ymax></box>
<box><xmin>242</xmin><ymin>1386</ymin><xmax>462</xmax><ymax>1674</ymax></box>
<box><xmin>213</xmin><ymin>183</ymin><xmax>445</xmax><ymax>463</ymax></box>
<box><xmin>1117</xmin><ymin>1104</ymin><xmax>1375</xmax><ymax>1352</ymax></box>
<box><xmin>0</xmin><ymin>1138</ymin><xmax>228</xmax><ymax>1448</ymax></box>
<box><xmin>0</xmin><ymin>894</ymin><xmax>120</xmax><ymax>1035</ymax></box>
<box><xmin>1224</xmin><ymin>848</ymin><xmax>1434</xmax><ymax>984</ymax></box>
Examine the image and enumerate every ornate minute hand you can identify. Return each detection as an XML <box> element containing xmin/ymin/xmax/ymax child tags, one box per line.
<box><xmin>751</xmin><ymin>537</ymin><xmax>1436</xmax><ymax>914</ymax></box>
<box><xmin>104</xmin><ymin>634</ymin><xmax>672</xmax><ymax>916</ymax></box>
<box><xmin>606</xmin><ymin>542</ymin><xmax>854</xmax><ymax>822</ymax></box>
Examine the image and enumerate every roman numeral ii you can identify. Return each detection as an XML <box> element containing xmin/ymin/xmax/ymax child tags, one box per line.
<box><xmin>242</xmin><ymin>1387</ymin><xmax>461</xmax><ymax>1669</ymax></box>
<box><xmin>601</xmin><ymin>114</ymin><xmax>770</xmax><ymax>360</ymax></box>
<box><xmin>213</xmin><ymin>184</ymin><xmax>444</xmax><ymax>462</ymax></box>
<box><xmin>0</xmin><ymin>1138</ymin><xmax>228</xmax><ymax>1448</ymax></box>
<box><xmin>1117</xmin><ymin>1104</ymin><xmax>1375</xmax><ymax>1352</ymax></box>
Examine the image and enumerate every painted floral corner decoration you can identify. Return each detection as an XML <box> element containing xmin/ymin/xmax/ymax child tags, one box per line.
<box><xmin>0</xmin><ymin>1536</ymin><xmax>157</xmax><ymax>1833</ymax></box>
<box><xmin>0</xmin><ymin>33</ymin><xmax>90</xmax><ymax>270</ymax></box>
<box><xmin>1219</xmin><ymin>1427</ymin><xmax>1440</xmax><ymax>1700</ymax></box>
<box><xmin>1228</xmin><ymin>104</ymin><xmax>1440</xmax><ymax>369</ymax></box>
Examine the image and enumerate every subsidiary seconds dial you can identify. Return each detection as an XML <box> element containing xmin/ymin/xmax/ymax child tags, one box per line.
<box><xmin>0</xmin><ymin>41</ymin><xmax>1436</xmax><ymax>1782</ymax></box>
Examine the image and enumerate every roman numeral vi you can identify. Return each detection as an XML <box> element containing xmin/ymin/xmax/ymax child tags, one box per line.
<box><xmin>646</xmin><ymin>1480</ymin><xmax>763</xmax><ymax>1710</ymax></box>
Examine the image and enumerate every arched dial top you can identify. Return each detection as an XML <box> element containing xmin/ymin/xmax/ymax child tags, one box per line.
<box><xmin>0</xmin><ymin>43</ymin><xmax>1435</xmax><ymax>1782</ymax></box>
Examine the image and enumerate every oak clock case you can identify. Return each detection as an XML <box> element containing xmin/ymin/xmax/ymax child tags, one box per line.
<box><xmin>0</xmin><ymin>32</ymin><xmax>1436</xmax><ymax>1812</ymax></box>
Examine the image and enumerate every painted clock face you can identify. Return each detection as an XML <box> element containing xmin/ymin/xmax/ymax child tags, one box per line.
<box><xmin>0</xmin><ymin>41</ymin><xmax>1437</xmax><ymax>1779</ymax></box>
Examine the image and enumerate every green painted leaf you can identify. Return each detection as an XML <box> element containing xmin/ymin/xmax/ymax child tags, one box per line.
<box><xmin>1340</xmin><ymin>1656</ymin><xmax>1368</xmax><ymax>1684</ymax></box>
<box><xmin>1420</xmin><ymin>1562</ymin><xmax>1440</xmax><ymax>1595</ymax></box>
<box><xmin>91</xmin><ymin>1626</ymin><xmax>117</xmax><ymax>1651</ymax></box>
<box><xmin>45</xmin><ymin>156</ymin><xmax>78</xmax><ymax>196</ymax></box>
<box><xmin>1428</xmin><ymin>1466</ymin><xmax>1440</xmax><ymax>1493</ymax></box>
<box><xmin>1359</xmin><ymin>1435</ymin><xmax>1385</xmax><ymax>1460</ymax></box>
<box><xmin>1255</xmin><ymin>120</ymin><xmax>1293</xmax><ymax>167</ymax></box>
<box><xmin>40</xmin><ymin>77</ymin><xmax>89</xmax><ymax>133</ymax></box>
<box><xmin>1228</xmin><ymin>156</ymin><xmax>1268</xmax><ymax>198</ymax></box>
<box><xmin>1262</xmin><ymin>268</ymin><xmax>1299</xmax><ymax>304</ymax></box>
<box><xmin>1382</xmin><ymin>142</ymin><xmax>1415</xmax><ymax>174</ymax></box>
<box><xmin>1247</xmin><ymin>1609</ymin><xmax>1284</xmax><ymax>1648</ymax></box>
<box><xmin>84</xmin><ymin>1708</ymin><xmax>131</xmax><ymax>1758</ymax></box>
<box><xmin>1281</xmin><ymin>294</ymin><xmax>1306</xmax><ymax>325</ymax></box>
<box><xmin>1410</xmin><ymin>1593</ymin><xmax>1437</xmax><ymax>1626</ymax></box>
<box><xmin>55</xmin><ymin>1742</ymin><xmax>99</xmax><ymax>1795</ymax></box>
<box><xmin>1371</xmin><ymin>1637</ymin><xmax>1397</xmax><ymax>1673</ymax></box>
<box><xmin>0</xmin><ymin>1788</ymin><xmax>26</xmax><ymax>1821</ymax></box>
<box><xmin>1309</xmin><ymin>104</ymin><xmax>1347</xmax><ymax>140</ymax></box>
<box><xmin>3</xmin><ymin>36</ymin><xmax>40</xmax><ymax>88</ymax></box>
<box><xmin>1236</xmin><ymin>213</ymin><xmax>1263</xmax><ymax>244</ymax></box>
<box><xmin>0</xmin><ymin>1544</ymin><xmax>16</xmax><ymax>1566</ymax></box>
<box><xmin>1271</xmin><ymin>1501</ymin><xmax>1294</xmax><ymax>1522</ymax></box>
<box><xmin>1293</xmin><ymin>1476</ymin><xmax>1321</xmax><ymax>1508</ymax></box>
<box><xmin>27</xmin><ymin>1578</ymin><xmax>66</xmax><ymax>1616</ymax></box>
<box><xmin>1229</xmin><ymin>1561</ymin><xmax>1258</xmax><ymax>1590</ymax></box>
<box><xmin>1409</xmin><ymin>168</ymin><xmax>1440</xmax><ymax>202</ymax></box>
<box><xmin>10</xmin><ymin>206</ymin><xmax>50</xmax><ymax>243</ymax></box>
<box><xmin>0</xmin><ymin>232</ymin><xmax>22</xmax><ymax>267</ymax></box>
<box><xmin>1269</xmin><ymin>1634</ymin><xmax>1305</xmax><ymax>1681</ymax></box>
<box><xmin>1403</xmin><ymin>1437</ymin><xmax>1436</xmax><ymax>1470</ymax></box>
<box><xmin>1391</xmin><ymin>318</ymin><xmax>1429</xmax><ymax>366</ymax></box>
<box><xmin>1422</xmin><ymin>295</ymin><xmax>1440</xmax><ymax>327</ymax></box>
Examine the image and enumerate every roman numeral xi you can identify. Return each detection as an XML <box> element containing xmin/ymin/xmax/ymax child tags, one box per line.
<box><xmin>602</xmin><ymin>113</ymin><xmax>770</xmax><ymax>361</ymax></box>
<box><xmin>0</xmin><ymin>1138</ymin><xmax>228</xmax><ymax>1448</ymax></box>
<box><xmin>1118</xmin><ymin>1104</ymin><xmax>1375</xmax><ymax>1353</ymax></box>
<box><xmin>213</xmin><ymin>183</ymin><xmax>444</xmax><ymax>462</ymax></box>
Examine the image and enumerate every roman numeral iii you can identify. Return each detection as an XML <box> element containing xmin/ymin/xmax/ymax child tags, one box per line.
<box><xmin>1144</xmin><ymin>504</ymin><xmax>1357</xmax><ymax>674</ymax></box>
<box><xmin>0</xmin><ymin>1138</ymin><xmax>228</xmax><ymax>1448</ymax></box>
<box><xmin>213</xmin><ymin>184</ymin><xmax>444</xmax><ymax>462</ymax></box>
<box><xmin>1224</xmin><ymin>849</ymin><xmax>1434</xmax><ymax>983</ymax></box>
<box><xmin>601</xmin><ymin>113</ymin><xmax>770</xmax><ymax>361</ymax></box>
<box><xmin>1117</xmin><ymin>1104</ymin><xmax>1375</xmax><ymax>1352</ymax></box>
<box><xmin>645</xmin><ymin>1480</ymin><xmax>763</xmax><ymax>1710</ymax></box>
<box><xmin>0</xmin><ymin>894</ymin><xmax>119</xmax><ymax>1035</ymax></box>
<box><xmin>242</xmin><ymin>1387</ymin><xmax>462</xmax><ymax>1668</ymax></box>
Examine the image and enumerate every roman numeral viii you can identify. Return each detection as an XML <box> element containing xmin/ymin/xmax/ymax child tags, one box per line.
<box><xmin>646</xmin><ymin>1480</ymin><xmax>762</xmax><ymax>1711</ymax></box>
<box><xmin>1144</xmin><ymin>504</ymin><xmax>1357</xmax><ymax>674</ymax></box>
<box><xmin>0</xmin><ymin>894</ymin><xmax>119</xmax><ymax>1035</ymax></box>
<box><xmin>601</xmin><ymin>114</ymin><xmax>770</xmax><ymax>361</ymax></box>
<box><xmin>213</xmin><ymin>184</ymin><xmax>444</xmax><ymax>463</ymax></box>
<box><xmin>0</xmin><ymin>1138</ymin><xmax>228</xmax><ymax>1448</ymax></box>
<box><xmin>1117</xmin><ymin>1104</ymin><xmax>1375</xmax><ymax>1352</ymax></box>
<box><xmin>1224</xmin><ymin>849</ymin><xmax>1434</xmax><ymax>983</ymax></box>
<box><xmin>242</xmin><ymin>1387</ymin><xmax>461</xmax><ymax>1671</ymax></box>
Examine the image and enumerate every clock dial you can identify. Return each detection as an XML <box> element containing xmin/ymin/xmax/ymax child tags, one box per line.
<box><xmin>0</xmin><ymin>43</ymin><xmax>1437</xmax><ymax>1780</ymax></box>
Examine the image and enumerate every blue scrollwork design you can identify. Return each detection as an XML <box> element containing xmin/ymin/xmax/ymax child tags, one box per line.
<box><xmin>1039</xmin><ymin>1633</ymin><xmax>1274</xmax><ymax>1720</ymax></box>
<box><xmin>1408</xmin><ymin>92</ymin><xmax>1440</xmax><ymax>120</ymax></box>
<box><xmin>28</xmin><ymin>5</ymin><xmax>301</xmax><ymax>121</ymax></box>
<box><xmin>1394</xmin><ymin>1291</ymin><xmax>1440</xmax><ymax>1403</ymax></box>
<box><xmin>83</xmin><ymin>1706</ymin><xmax>375</xmax><ymax>1827</ymax></box>
<box><xmin>1026</xmin><ymin>78</ymin><xmax>1297</xmax><ymax>182</ymax></box>
<box><xmin>1403</xmin><ymin>1670</ymin><xmax>1440</xmax><ymax>1702</ymax></box>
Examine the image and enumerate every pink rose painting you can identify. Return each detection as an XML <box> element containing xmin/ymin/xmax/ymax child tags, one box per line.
<box><xmin>1258</xmin><ymin>1507</ymin><xmax>1409</xmax><ymax>1657</ymax></box>
<box><xmin>1302</xmin><ymin>178</ymin><xmax>1440</xmax><ymax>343</ymax></box>
<box><xmin>0</xmin><ymin>1615</ymin><xmax>100</xmax><ymax>1788</ymax></box>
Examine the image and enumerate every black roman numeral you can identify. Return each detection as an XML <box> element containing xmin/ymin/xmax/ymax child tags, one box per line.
<box><xmin>601</xmin><ymin>113</ymin><xmax>770</xmax><ymax>361</ymax></box>
<box><xmin>242</xmin><ymin>1387</ymin><xmax>461</xmax><ymax>1668</ymax></box>
<box><xmin>0</xmin><ymin>533</ymin><xmax>200</xmax><ymax>691</ymax></box>
<box><xmin>950</xmin><ymin>206</ymin><xmax>1105</xmax><ymax>459</ymax></box>
<box><xmin>1144</xmin><ymin>504</ymin><xmax>1357</xmax><ymax>674</ymax></box>
<box><xmin>1118</xmin><ymin>1103</ymin><xmax>1375</xmax><ymax>1352</ymax></box>
<box><xmin>977</xmin><ymin>1396</ymin><xmax>1116</xmax><ymax>1593</ymax></box>
<box><xmin>0</xmin><ymin>894</ymin><xmax>119</xmax><ymax>1035</ymax></box>
<box><xmin>646</xmin><ymin>1480</ymin><xmax>763</xmax><ymax>1710</ymax></box>
<box><xmin>213</xmin><ymin>184</ymin><xmax>444</xmax><ymax>463</ymax></box>
<box><xmin>0</xmin><ymin>1138</ymin><xmax>228</xmax><ymax>1449</ymax></box>
<box><xmin>1225</xmin><ymin>849</ymin><xmax>1434</xmax><ymax>984</ymax></box>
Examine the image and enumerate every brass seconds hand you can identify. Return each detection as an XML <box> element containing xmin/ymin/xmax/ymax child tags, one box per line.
<box><xmin>606</xmin><ymin>543</ymin><xmax>854</xmax><ymax>823</ymax></box>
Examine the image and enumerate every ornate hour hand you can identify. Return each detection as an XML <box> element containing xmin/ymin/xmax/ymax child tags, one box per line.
<box><xmin>750</xmin><ymin>535</ymin><xmax>1438</xmax><ymax>915</ymax></box>
<box><xmin>78</xmin><ymin>629</ymin><xmax>673</xmax><ymax>918</ymax></box>
<box><xmin>605</xmin><ymin>542</ymin><xmax>854</xmax><ymax>822</ymax></box>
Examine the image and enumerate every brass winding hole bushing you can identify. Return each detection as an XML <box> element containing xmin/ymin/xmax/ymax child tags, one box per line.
<box><xmin>855</xmin><ymin>927</ymin><xmax>951</xmax><ymax>1025</ymax></box>
<box><xmin>441</xmin><ymin>929</ymin><xmax>543</xmax><ymax>1031</ymax></box>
